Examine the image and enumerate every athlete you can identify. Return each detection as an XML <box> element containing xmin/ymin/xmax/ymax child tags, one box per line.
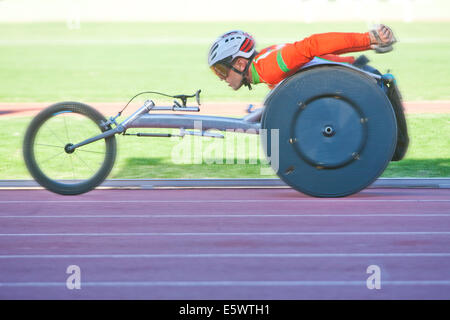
<box><xmin>208</xmin><ymin>25</ymin><xmax>408</xmax><ymax>161</ymax></box>
<box><xmin>208</xmin><ymin>25</ymin><xmax>397</xmax><ymax>90</ymax></box>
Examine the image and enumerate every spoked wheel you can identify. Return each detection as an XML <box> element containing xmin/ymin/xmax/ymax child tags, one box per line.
<box><xmin>23</xmin><ymin>102</ymin><xmax>117</xmax><ymax>195</ymax></box>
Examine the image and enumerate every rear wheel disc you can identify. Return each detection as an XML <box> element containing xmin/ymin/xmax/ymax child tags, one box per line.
<box><xmin>261</xmin><ymin>66</ymin><xmax>397</xmax><ymax>197</ymax></box>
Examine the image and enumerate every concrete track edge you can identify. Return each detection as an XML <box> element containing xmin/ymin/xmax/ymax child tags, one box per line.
<box><xmin>0</xmin><ymin>178</ymin><xmax>449</xmax><ymax>190</ymax></box>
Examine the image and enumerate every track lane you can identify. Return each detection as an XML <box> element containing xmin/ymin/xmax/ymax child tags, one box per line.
<box><xmin>0</xmin><ymin>188</ymin><xmax>449</xmax><ymax>299</ymax></box>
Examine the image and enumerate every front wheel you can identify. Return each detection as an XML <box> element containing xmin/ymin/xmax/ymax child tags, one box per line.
<box><xmin>23</xmin><ymin>102</ymin><xmax>117</xmax><ymax>195</ymax></box>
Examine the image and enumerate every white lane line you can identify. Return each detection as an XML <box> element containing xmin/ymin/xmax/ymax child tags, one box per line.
<box><xmin>1</xmin><ymin>280</ymin><xmax>450</xmax><ymax>287</ymax></box>
<box><xmin>0</xmin><ymin>232</ymin><xmax>450</xmax><ymax>237</ymax></box>
<box><xmin>0</xmin><ymin>199</ymin><xmax>449</xmax><ymax>203</ymax></box>
<box><xmin>1</xmin><ymin>213</ymin><xmax>450</xmax><ymax>218</ymax></box>
<box><xmin>1</xmin><ymin>253</ymin><xmax>450</xmax><ymax>259</ymax></box>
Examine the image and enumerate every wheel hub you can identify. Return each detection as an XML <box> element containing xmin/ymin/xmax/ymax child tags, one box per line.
<box><xmin>64</xmin><ymin>143</ymin><xmax>75</xmax><ymax>154</ymax></box>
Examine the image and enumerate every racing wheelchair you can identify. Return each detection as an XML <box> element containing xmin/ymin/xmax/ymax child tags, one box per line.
<box><xmin>23</xmin><ymin>58</ymin><xmax>409</xmax><ymax>197</ymax></box>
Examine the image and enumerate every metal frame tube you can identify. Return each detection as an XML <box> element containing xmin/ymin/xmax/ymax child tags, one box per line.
<box><xmin>118</xmin><ymin>99</ymin><xmax>155</xmax><ymax>131</ymax></box>
<box><xmin>67</xmin><ymin>101</ymin><xmax>261</xmax><ymax>152</ymax></box>
<box><xmin>68</xmin><ymin>100</ymin><xmax>156</xmax><ymax>151</ymax></box>
<box><xmin>67</xmin><ymin>127</ymin><xmax>118</xmax><ymax>151</ymax></box>
<box><xmin>127</xmin><ymin>114</ymin><xmax>261</xmax><ymax>133</ymax></box>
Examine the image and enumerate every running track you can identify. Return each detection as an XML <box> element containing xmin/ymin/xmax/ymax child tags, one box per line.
<box><xmin>0</xmin><ymin>187</ymin><xmax>449</xmax><ymax>300</ymax></box>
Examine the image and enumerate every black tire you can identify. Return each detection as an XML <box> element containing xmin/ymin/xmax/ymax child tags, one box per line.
<box><xmin>387</xmin><ymin>80</ymin><xmax>409</xmax><ymax>161</ymax></box>
<box><xmin>23</xmin><ymin>101</ymin><xmax>117</xmax><ymax>195</ymax></box>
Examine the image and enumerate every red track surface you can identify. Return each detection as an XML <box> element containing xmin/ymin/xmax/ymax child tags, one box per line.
<box><xmin>0</xmin><ymin>187</ymin><xmax>450</xmax><ymax>300</ymax></box>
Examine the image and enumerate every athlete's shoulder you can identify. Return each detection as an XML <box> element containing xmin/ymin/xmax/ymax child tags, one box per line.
<box><xmin>254</xmin><ymin>44</ymin><xmax>286</xmax><ymax>63</ymax></box>
<box><xmin>258</xmin><ymin>45</ymin><xmax>277</xmax><ymax>55</ymax></box>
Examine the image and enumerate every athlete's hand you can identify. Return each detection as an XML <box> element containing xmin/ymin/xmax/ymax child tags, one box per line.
<box><xmin>369</xmin><ymin>24</ymin><xmax>397</xmax><ymax>53</ymax></box>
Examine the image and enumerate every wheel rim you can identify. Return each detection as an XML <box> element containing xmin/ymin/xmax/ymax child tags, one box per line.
<box><xmin>30</xmin><ymin>109</ymin><xmax>110</xmax><ymax>186</ymax></box>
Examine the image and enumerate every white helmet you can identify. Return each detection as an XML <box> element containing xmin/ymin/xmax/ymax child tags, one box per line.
<box><xmin>208</xmin><ymin>30</ymin><xmax>256</xmax><ymax>67</ymax></box>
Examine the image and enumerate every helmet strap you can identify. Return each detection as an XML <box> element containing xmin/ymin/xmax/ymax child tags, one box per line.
<box><xmin>230</xmin><ymin>53</ymin><xmax>255</xmax><ymax>90</ymax></box>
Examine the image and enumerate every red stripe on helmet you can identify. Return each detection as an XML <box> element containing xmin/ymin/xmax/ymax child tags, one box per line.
<box><xmin>240</xmin><ymin>38</ymin><xmax>250</xmax><ymax>51</ymax></box>
<box><xmin>241</xmin><ymin>39</ymin><xmax>254</xmax><ymax>52</ymax></box>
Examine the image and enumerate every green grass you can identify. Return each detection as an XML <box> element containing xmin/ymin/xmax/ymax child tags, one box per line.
<box><xmin>1</xmin><ymin>114</ymin><xmax>449</xmax><ymax>179</ymax></box>
<box><xmin>0</xmin><ymin>21</ymin><xmax>450</xmax><ymax>102</ymax></box>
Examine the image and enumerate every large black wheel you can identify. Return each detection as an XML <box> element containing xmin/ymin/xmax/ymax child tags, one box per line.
<box><xmin>261</xmin><ymin>65</ymin><xmax>397</xmax><ymax>197</ymax></box>
<box><xmin>23</xmin><ymin>102</ymin><xmax>117</xmax><ymax>195</ymax></box>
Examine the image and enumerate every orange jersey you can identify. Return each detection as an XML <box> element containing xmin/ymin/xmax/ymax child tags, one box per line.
<box><xmin>250</xmin><ymin>32</ymin><xmax>372</xmax><ymax>89</ymax></box>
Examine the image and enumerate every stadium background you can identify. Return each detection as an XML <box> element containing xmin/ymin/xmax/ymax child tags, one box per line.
<box><xmin>0</xmin><ymin>0</ymin><xmax>449</xmax><ymax>179</ymax></box>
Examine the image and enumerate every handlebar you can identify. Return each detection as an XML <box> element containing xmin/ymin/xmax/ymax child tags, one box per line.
<box><xmin>173</xmin><ymin>89</ymin><xmax>201</xmax><ymax>107</ymax></box>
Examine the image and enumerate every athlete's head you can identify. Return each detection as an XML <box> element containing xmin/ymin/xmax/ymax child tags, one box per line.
<box><xmin>208</xmin><ymin>30</ymin><xmax>256</xmax><ymax>90</ymax></box>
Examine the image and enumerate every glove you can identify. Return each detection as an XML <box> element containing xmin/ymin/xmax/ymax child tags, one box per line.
<box><xmin>369</xmin><ymin>24</ymin><xmax>397</xmax><ymax>53</ymax></box>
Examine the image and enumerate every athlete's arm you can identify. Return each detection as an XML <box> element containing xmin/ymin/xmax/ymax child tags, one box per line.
<box><xmin>283</xmin><ymin>32</ymin><xmax>371</xmax><ymax>69</ymax></box>
<box><xmin>251</xmin><ymin>32</ymin><xmax>372</xmax><ymax>87</ymax></box>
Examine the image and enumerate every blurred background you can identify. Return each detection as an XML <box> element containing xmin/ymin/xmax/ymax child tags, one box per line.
<box><xmin>1</xmin><ymin>0</ymin><xmax>449</xmax><ymax>102</ymax></box>
<box><xmin>0</xmin><ymin>0</ymin><xmax>449</xmax><ymax>179</ymax></box>
<box><xmin>1</xmin><ymin>0</ymin><xmax>449</xmax><ymax>23</ymax></box>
